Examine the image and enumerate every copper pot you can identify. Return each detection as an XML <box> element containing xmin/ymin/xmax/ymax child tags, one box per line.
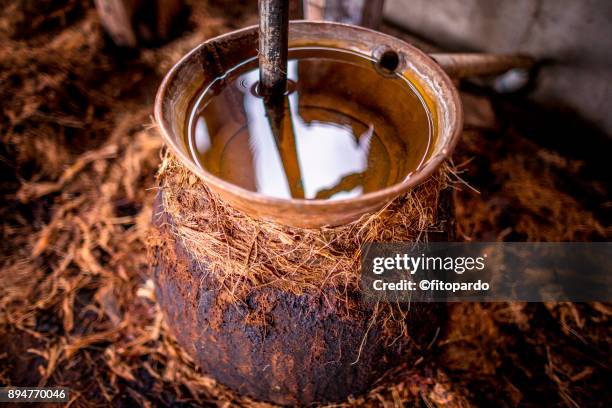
<box><xmin>154</xmin><ymin>21</ymin><xmax>463</xmax><ymax>229</ymax></box>
<box><xmin>152</xmin><ymin>21</ymin><xmax>530</xmax><ymax>405</ymax></box>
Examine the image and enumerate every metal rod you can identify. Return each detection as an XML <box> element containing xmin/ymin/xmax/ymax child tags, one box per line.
<box><xmin>259</xmin><ymin>0</ymin><xmax>302</xmax><ymax>197</ymax></box>
<box><xmin>259</xmin><ymin>0</ymin><xmax>289</xmax><ymax>96</ymax></box>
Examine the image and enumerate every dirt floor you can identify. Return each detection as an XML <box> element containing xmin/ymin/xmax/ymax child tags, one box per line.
<box><xmin>0</xmin><ymin>1</ymin><xmax>610</xmax><ymax>406</ymax></box>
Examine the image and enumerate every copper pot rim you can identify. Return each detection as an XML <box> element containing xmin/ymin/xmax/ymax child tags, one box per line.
<box><xmin>154</xmin><ymin>20</ymin><xmax>463</xmax><ymax>212</ymax></box>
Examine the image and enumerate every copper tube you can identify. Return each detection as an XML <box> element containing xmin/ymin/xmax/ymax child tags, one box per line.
<box><xmin>430</xmin><ymin>53</ymin><xmax>534</xmax><ymax>78</ymax></box>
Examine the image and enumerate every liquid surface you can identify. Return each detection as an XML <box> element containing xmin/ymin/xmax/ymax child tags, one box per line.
<box><xmin>186</xmin><ymin>47</ymin><xmax>432</xmax><ymax>200</ymax></box>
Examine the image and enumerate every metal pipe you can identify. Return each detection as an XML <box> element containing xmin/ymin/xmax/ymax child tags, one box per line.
<box><xmin>259</xmin><ymin>0</ymin><xmax>289</xmax><ymax>96</ymax></box>
<box><xmin>430</xmin><ymin>53</ymin><xmax>534</xmax><ymax>79</ymax></box>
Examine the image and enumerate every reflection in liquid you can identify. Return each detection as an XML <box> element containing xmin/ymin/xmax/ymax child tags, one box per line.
<box><xmin>187</xmin><ymin>48</ymin><xmax>432</xmax><ymax>200</ymax></box>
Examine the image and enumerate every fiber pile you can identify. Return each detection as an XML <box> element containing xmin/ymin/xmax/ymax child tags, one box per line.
<box><xmin>154</xmin><ymin>154</ymin><xmax>451</xmax><ymax>297</ymax></box>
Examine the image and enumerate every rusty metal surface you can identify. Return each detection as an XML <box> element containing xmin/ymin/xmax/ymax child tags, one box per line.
<box><xmin>152</xmin><ymin>191</ymin><xmax>447</xmax><ymax>405</ymax></box>
<box><xmin>258</xmin><ymin>0</ymin><xmax>289</xmax><ymax>96</ymax></box>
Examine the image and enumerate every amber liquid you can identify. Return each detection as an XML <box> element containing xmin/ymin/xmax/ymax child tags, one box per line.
<box><xmin>186</xmin><ymin>47</ymin><xmax>432</xmax><ymax>200</ymax></box>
